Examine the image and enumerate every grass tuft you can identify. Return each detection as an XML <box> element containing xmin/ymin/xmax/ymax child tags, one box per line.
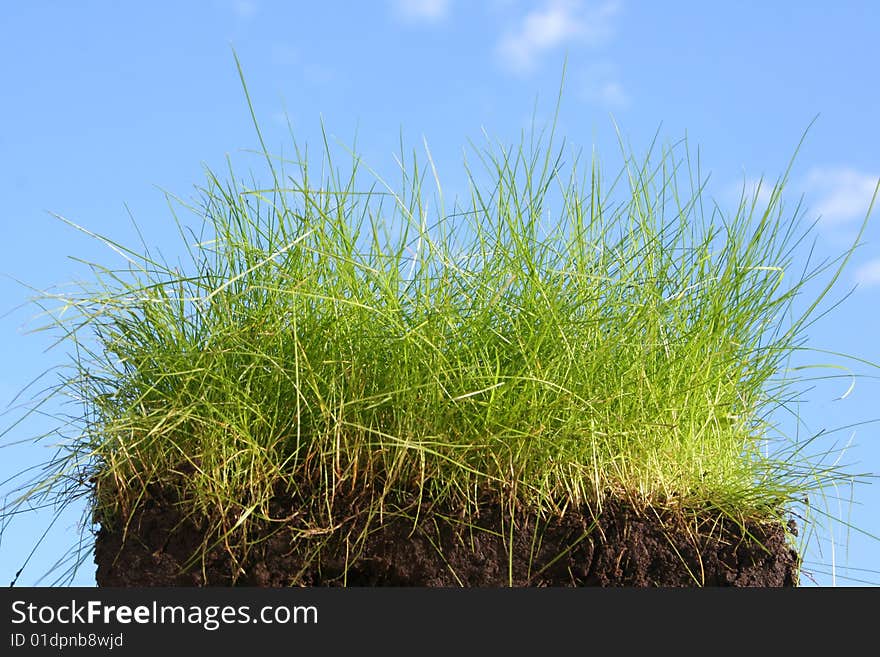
<box><xmin>2</xmin><ymin>58</ymin><xmax>878</xmax><ymax>585</ymax></box>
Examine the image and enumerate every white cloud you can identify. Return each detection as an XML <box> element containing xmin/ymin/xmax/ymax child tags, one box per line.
<box><xmin>805</xmin><ymin>167</ymin><xmax>879</xmax><ymax>227</ymax></box>
<box><xmin>731</xmin><ymin>176</ymin><xmax>777</xmax><ymax>209</ymax></box>
<box><xmin>854</xmin><ymin>259</ymin><xmax>880</xmax><ymax>288</ymax></box>
<box><xmin>577</xmin><ymin>62</ymin><xmax>628</xmax><ymax>108</ymax></box>
<box><xmin>719</xmin><ymin>176</ymin><xmax>784</xmax><ymax>224</ymax></box>
<box><xmin>232</xmin><ymin>0</ymin><xmax>258</xmax><ymax>18</ymax></box>
<box><xmin>594</xmin><ymin>81</ymin><xmax>628</xmax><ymax>107</ymax></box>
<box><xmin>497</xmin><ymin>0</ymin><xmax>621</xmax><ymax>74</ymax></box>
<box><xmin>392</xmin><ymin>0</ymin><xmax>451</xmax><ymax>22</ymax></box>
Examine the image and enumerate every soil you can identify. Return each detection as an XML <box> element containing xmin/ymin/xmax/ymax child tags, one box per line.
<box><xmin>94</xmin><ymin>485</ymin><xmax>800</xmax><ymax>587</ymax></box>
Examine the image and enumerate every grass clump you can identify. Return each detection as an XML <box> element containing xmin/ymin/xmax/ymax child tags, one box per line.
<box><xmin>3</xmin><ymin>61</ymin><xmax>877</xmax><ymax>584</ymax></box>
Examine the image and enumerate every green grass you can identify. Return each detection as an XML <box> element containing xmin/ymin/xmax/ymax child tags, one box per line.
<box><xmin>3</xmin><ymin>57</ymin><xmax>878</xmax><ymax>584</ymax></box>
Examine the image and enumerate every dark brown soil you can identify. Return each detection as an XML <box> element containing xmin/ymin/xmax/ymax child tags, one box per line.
<box><xmin>94</xmin><ymin>485</ymin><xmax>800</xmax><ymax>587</ymax></box>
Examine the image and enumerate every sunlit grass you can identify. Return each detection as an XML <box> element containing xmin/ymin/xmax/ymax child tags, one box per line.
<box><xmin>2</xmin><ymin>56</ymin><xmax>878</xmax><ymax>584</ymax></box>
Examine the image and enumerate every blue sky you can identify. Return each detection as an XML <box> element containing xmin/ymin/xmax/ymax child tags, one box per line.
<box><xmin>1</xmin><ymin>1</ymin><xmax>878</xmax><ymax>586</ymax></box>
